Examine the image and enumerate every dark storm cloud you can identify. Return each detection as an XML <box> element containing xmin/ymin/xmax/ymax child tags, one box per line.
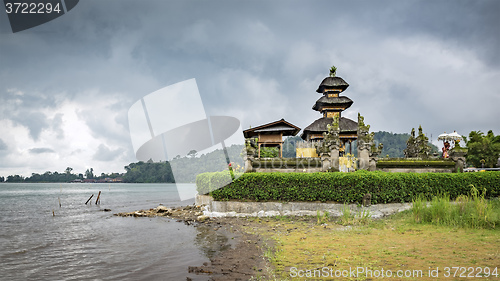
<box><xmin>11</xmin><ymin>111</ymin><xmax>49</xmax><ymax>141</ymax></box>
<box><xmin>0</xmin><ymin>138</ymin><xmax>7</xmax><ymax>150</ymax></box>
<box><xmin>0</xmin><ymin>90</ymin><xmax>59</xmax><ymax>140</ymax></box>
<box><xmin>29</xmin><ymin>147</ymin><xmax>55</xmax><ymax>154</ymax></box>
<box><xmin>92</xmin><ymin>144</ymin><xmax>124</xmax><ymax>162</ymax></box>
<box><xmin>0</xmin><ymin>0</ymin><xmax>499</xmax><ymax>175</ymax></box>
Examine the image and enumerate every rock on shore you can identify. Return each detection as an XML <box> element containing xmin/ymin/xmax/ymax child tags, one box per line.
<box><xmin>114</xmin><ymin>205</ymin><xmax>209</xmax><ymax>224</ymax></box>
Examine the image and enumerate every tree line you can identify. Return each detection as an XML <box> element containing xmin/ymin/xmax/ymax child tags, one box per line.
<box><xmin>1</xmin><ymin>130</ymin><xmax>498</xmax><ymax>183</ymax></box>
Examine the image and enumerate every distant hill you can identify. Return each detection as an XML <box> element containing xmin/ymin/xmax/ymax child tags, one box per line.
<box><xmin>374</xmin><ymin>131</ymin><xmax>438</xmax><ymax>158</ymax></box>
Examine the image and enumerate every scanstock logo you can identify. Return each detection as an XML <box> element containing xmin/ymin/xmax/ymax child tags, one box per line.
<box><xmin>128</xmin><ymin>79</ymin><xmax>245</xmax><ymax>201</ymax></box>
<box><xmin>4</xmin><ymin>0</ymin><xmax>79</xmax><ymax>33</ymax></box>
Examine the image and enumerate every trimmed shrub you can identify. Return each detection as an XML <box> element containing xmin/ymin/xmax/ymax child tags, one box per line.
<box><xmin>197</xmin><ymin>171</ymin><xmax>500</xmax><ymax>204</ymax></box>
<box><xmin>196</xmin><ymin>171</ymin><xmax>243</xmax><ymax>195</ymax></box>
<box><xmin>377</xmin><ymin>159</ymin><xmax>455</xmax><ymax>168</ymax></box>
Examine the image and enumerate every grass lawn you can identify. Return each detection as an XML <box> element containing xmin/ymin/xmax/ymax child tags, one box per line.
<box><xmin>243</xmin><ymin>202</ymin><xmax>500</xmax><ymax>280</ymax></box>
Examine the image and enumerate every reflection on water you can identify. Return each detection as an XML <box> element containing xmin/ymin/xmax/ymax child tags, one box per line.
<box><xmin>194</xmin><ymin>224</ymin><xmax>231</xmax><ymax>259</ymax></box>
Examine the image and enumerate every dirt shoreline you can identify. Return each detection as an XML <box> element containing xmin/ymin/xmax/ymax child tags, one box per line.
<box><xmin>115</xmin><ymin>205</ymin><xmax>272</xmax><ymax>280</ymax></box>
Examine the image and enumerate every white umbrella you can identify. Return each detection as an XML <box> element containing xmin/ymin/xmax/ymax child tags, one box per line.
<box><xmin>448</xmin><ymin>131</ymin><xmax>463</xmax><ymax>141</ymax></box>
<box><xmin>437</xmin><ymin>132</ymin><xmax>449</xmax><ymax>141</ymax></box>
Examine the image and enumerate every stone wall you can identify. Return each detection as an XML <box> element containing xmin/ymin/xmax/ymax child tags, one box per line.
<box><xmin>376</xmin><ymin>167</ymin><xmax>455</xmax><ymax>173</ymax></box>
<box><xmin>195</xmin><ymin>194</ymin><xmax>411</xmax><ymax>219</ymax></box>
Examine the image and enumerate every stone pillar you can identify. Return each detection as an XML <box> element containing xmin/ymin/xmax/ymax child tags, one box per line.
<box><xmin>449</xmin><ymin>150</ymin><xmax>467</xmax><ymax>173</ymax></box>
<box><xmin>331</xmin><ymin>148</ymin><xmax>339</xmax><ymax>171</ymax></box>
<box><xmin>358</xmin><ymin>148</ymin><xmax>370</xmax><ymax>170</ymax></box>
<box><xmin>321</xmin><ymin>156</ymin><xmax>331</xmax><ymax>172</ymax></box>
<box><xmin>368</xmin><ymin>157</ymin><xmax>377</xmax><ymax>171</ymax></box>
<box><xmin>357</xmin><ymin>113</ymin><xmax>373</xmax><ymax>171</ymax></box>
<box><xmin>244</xmin><ymin>156</ymin><xmax>253</xmax><ymax>173</ymax></box>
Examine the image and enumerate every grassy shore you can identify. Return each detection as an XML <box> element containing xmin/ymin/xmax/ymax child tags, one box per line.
<box><xmin>240</xmin><ymin>198</ymin><xmax>500</xmax><ymax>280</ymax></box>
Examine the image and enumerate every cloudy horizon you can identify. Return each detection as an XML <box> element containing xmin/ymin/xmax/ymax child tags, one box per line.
<box><xmin>1</xmin><ymin>0</ymin><xmax>499</xmax><ymax>177</ymax></box>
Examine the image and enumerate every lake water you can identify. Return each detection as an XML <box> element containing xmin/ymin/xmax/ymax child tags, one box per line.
<box><xmin>0</xmin><ymin>183</ymin><xmax>212</xmax><ymax>280</ymax></box>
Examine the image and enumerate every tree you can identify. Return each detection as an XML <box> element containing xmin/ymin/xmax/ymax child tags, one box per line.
<box><xmin>464</xmin><ymin>130</ymin><xmax>500</xmax><ymax>168</ymax></box>
<box><xmin>404</xmin><ymin>125</ymin><xmax>432</xmax><ymax>158</ymax></box>
<box><xmin>260</xmin><ymin>147</ymin><xmax>279</xmax><ymax>158</ymax></box>
<box><xmin>6</xmin><ymin>175</ymin><xmax>24</xmax><ymax>182</ymax></box>
<box><xmin>85</xmin><ymin>168</ymin><xmax>94</xmax><ymax>179</ymax></box>
<box><xmin>65</xmin><ymin>167</ymin><xmax>73</xmax><ymax>174</ymax></box>
<box><xmin>187</xmin><ymin>150</ymin><xmax>197</xmax><ymax>158</ymax></box>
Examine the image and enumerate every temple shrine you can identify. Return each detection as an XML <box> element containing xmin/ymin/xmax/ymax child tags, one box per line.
<box><xmin>243</xmin><ymin>119</ymin><xmax>301</xmax><ymax>158</ymax></box>
<box><xmin>301</xmin><ymin>70</ymin><xmax>358</xmax><ymax>154</ymax></box>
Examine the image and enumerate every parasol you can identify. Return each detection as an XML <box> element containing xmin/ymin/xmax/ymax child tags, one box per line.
<box><xmin>447</xmin><ymin>131</ymin><xmax>463</xmax><ymax>141</ymax></box>
<box><xmin>437</xmin><ymin>132</ymin><xmax>449</xmax><ymax>141</ymax></box>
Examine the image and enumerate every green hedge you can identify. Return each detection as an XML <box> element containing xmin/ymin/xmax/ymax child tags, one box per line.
<box><xmin>377</xmin><ymin>159</ymin><xmax>455</xmax><ymax>168</ymax></box>
<box><xmin>196</xmin><ymin>171</ymin><xmax>243</xmax><ymax>195</ymax></box>
<box><xmin>197</xmin><ymin>171</ymin><xmax>500</xmax><ymax>204</ymax></box>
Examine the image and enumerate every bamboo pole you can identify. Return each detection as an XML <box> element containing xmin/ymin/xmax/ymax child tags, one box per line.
<box><xmin>85</xmin><ymin>194</ymin><xmax>94</xmax><ymax>205</ymax></box>
<box><xmin>96</xmin><ymin>191</ymin><xmax>101</xmax><ymax>204</ymax></box>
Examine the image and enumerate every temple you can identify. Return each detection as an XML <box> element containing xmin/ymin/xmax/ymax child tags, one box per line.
<box><xmin>243</xmin><ymin>119</ymin><xmax>301</xmax><ymax>158</ymax></box>
<box><xmin>301</xmin><ymin>72</ymin><xmax>358</xmax><ymax>154</ymax></box>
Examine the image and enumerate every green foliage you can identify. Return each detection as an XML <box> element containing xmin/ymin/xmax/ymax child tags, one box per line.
<box><xmin>123</xmin><ymin>161</ymin><xmax>174</xmax><ymax>183</ymax></box>
<box><xmin>329</xmin><ymin>65</ymin><xmax>337</xmax><ymax>77</ymax></box>
<box><xmin>196</xmin><ymin>171</ymin><xmax>243</xmax><ymax>194</ymax></box>
<box><xmin>2</xmin><ymin>145</ymin><xmax>245</xmax><ymax>183</ymax></box>
<box><xmin>376</xmin><ymin>159</ymin><xmax>455</xmax><ymax>168</ymax></box>
<box><xmin>316</xmin><ymin>210</ymin><xmax>330</xmax><ymax>225</ymax></box>
<box><xmin>205</xmin><ymin>171</ymin><xmax>500</xmax><ymax>204</ymax></box>
<box><xmin>412</xmin><ymin>185</ymin><xmax>499</xmax><ymax>229</ymax></box>
<box><xmin>282</xmin><ymin>136</ymin><xmax>302</xmax><ymax>158</ymax></box>
<box><xmin>372</xmin><ymin>131</ymin><xmax>437</xmax><ymax>158</ymax></box>
<box><xmin>6</xmin><ymin>174</ymin><xmax>25</xmax><ymax>182</ymax></box>
<box><xmin>266</xmin><ymin>132</ymin><xmax>439</xmax><ymax>159</ymax></box>
<box><xmin>404</xmin><ymin>126</ymin><xmax>432</xmax><ymax>158</ymax></box>
<box><xmin>259</xmin><ymin>147</ymin><xmax>279</xmax><ymax>158</ymax></box>
<box><xmin>123</xmin><ymin>144</ymin><xmax>244</xmax><ymax>183</ymax></box>
<box><xmin>464</xmin><ymin>130</ymin><xmax>500</xmax><ymax>168</ymax></box>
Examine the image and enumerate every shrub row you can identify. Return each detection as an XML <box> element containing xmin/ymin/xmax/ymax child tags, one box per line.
<box><xmin>197</xmin><ymin>171</ymin><xmax>500</xmax><ymax>204</ymax></box>
<box><xmin>377</xmin><ymin>160</ymin><xmax>455</xmax><ymax>168</ymax></box>
<box><xmin>196</xmin><ymin>171</ymin><xmax>243</xmax><ymax>195</ymax></box>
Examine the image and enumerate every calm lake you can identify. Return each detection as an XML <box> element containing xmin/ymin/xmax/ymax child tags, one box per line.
<box><xmin>0</xmin><ymin>183</ymin><xmax>213</xmax><ymax>280</ymax></box>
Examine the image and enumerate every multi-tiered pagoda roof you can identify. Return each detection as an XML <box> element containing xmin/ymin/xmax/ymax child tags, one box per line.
<box><xmin>301</xmin><ymin>74</ymin><xmax>358</xmax><ymax>142</ymax></box>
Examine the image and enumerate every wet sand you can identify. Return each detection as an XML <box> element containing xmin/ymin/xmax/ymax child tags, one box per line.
<box><xmin>115</xmin><ymin>205</ymin><xmax>272</xmax><ymax>280</ymax></box>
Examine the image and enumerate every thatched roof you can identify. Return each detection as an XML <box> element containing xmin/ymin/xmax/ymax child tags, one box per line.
<box><xmin>244</xmin><ymin>118</ymin><xmax>301</xmax><ymax>138</ymax></box>
<box><xmin>301</xmin><ymin>117</ymin><xmax>358</xmax><ymax>139</ymax></box>
<box><xmin>312</xmin><ymin>96</ymin><xmax>353</xmax><ymax>111</ymax></box>
<box><xmin>316</xmin><ymin>76</ymin><xmax>349</xmax><ymax>93</ymax></box>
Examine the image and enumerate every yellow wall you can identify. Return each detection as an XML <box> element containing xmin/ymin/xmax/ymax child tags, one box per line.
<box><xmin>296</xmin><ymin>148</ymin><xmax>319</xmax><ymax>158</ymax></box>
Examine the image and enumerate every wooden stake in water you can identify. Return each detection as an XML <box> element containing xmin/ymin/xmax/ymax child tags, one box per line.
<box><xmin>52</xmin><ymin>210</ymin><xmax>55</xmax><ymax>216</ymax></box>
<box><xmin>58</xmin><ymin>197</ymin><xmax>61</xmax><ymax>208</ymax></box>
<box><xmin>85</xmin><ymin>194</ymin><xmax>94</xmax><ymax>205</ymax></box>
<box><xmin>96</xmin><ymin>191</ymin><xmax>101</xmax><ymax>204</ymax></box>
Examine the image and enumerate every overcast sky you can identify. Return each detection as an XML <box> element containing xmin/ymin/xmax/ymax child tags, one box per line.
<box><xmin>1</xmin><ymin>0</ymin><xmax>499</xmax><ymax>177</ymax></box>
